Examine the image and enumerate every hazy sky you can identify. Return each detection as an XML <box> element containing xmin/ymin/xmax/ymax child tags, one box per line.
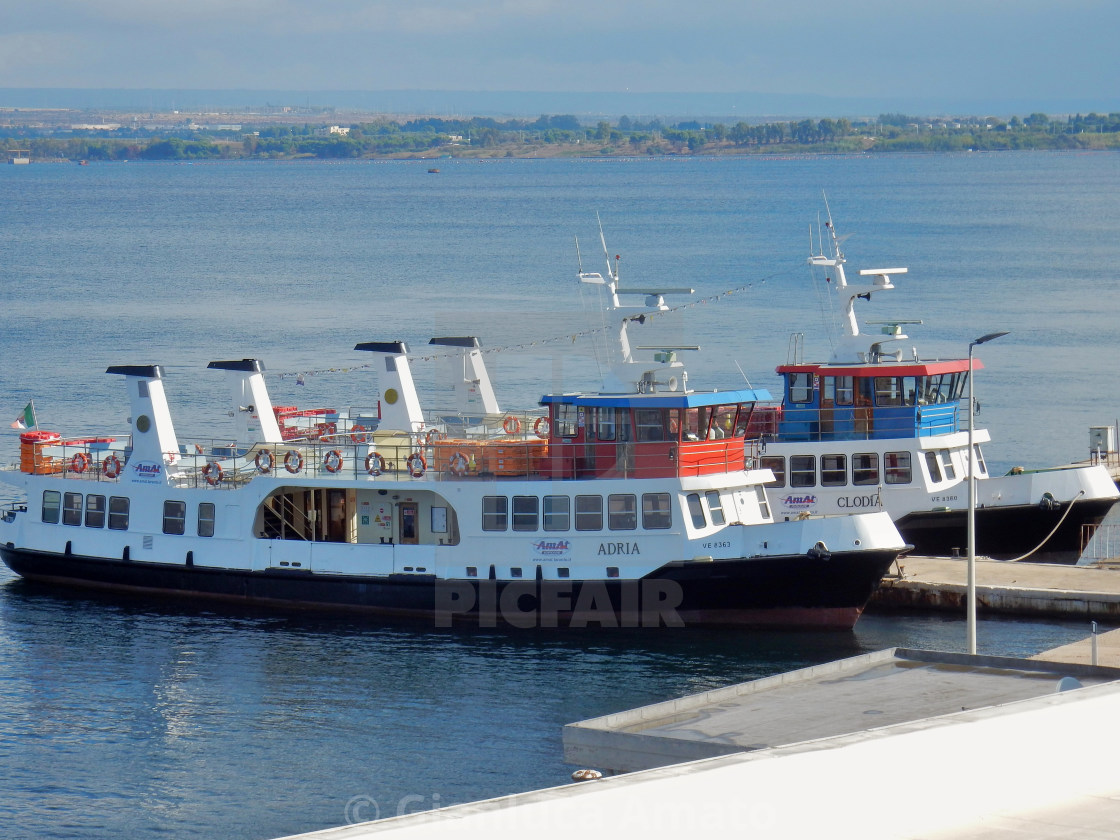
<box><xmin>2</xmin><ymin>1</ymin><xmax>1117</xmax><ymax>111</ymax></box>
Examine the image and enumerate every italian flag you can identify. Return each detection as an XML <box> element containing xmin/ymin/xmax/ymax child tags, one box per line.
<box><xmin>10</xmin><ymin>402</ymin><xmax>35</xmax><ymax>430</ymax></box>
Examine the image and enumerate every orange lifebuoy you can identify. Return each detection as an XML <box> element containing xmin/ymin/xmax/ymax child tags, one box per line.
<box><xmin>284</xmin><ymin>450</ymin><xmax>303</xmax><ymax>474</ymax></box>
<box><xmin>406</xmin><ymin>452</ymin><xmax>426</xmax><ymax>477</ymax></box>
<box><xmin>503</xmin><ymin>416</ymin><xmax>521</xmax><ymax>435</ymax></box>
<box><xmin>323</xmin><ymin>449</ymin><xmax>344</xmax><ymax>473</ymax></box>
<box><xmin>70</xmin><ymin>452</ymin><xmax>89</xmax><ymax>474</ymax></box>
<box><xmin>255</xmin><ymin>449</ymin><xmax>274</xmax><ymax>474</ymax></box>
<box><xmin>103</xmin><ymin>455</ymin><xmax>122</xmax><ymax>479</ymax></box>
<box><xmin>425</xmin><ymin>428</ymin><xmax>444</xmax><ymax>446</ymax></box>
<box><xmin>533</xmin><ymin>417</ymin><xmax>550</xmax><ymax>439</ymax></box>
<box><xmin>350</xmin><ymin>424</ymin><xmax>369</xmax><ymax>444</ymax></box>
<box><xmin>448</xmin><ymin>451</ymin><xmax>469</xmax><ymax>477</ymax></box>
<box><xmin>364</xmin><ymin>452</ymin><xmax>385</xmax><ymax>476</ymax></box>
<box><xmin>202</xmin><ymin>461</ymin><xmax>223</xmax><ymax>486</ymax></box>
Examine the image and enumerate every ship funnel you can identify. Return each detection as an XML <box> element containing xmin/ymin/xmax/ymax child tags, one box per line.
<box><xmin>105</xmin><ymin>364</ymin><xmax>181</xmax><ymax>480</ymax></box>
<box><xmin>354</xmin><ymin>341</ymin><xmax>425</xmax><ymax>433</ymax></box>
<box><xmin>207</xmin><ymin>359</ymin><xmax>283</xmax><ymax>443</ymax></box>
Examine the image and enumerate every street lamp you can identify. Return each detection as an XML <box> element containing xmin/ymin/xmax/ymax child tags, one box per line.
<box><xmin>967</xmin><ymin>330</ymin><xmax>1009</xmax><ymax>654</ymax></box>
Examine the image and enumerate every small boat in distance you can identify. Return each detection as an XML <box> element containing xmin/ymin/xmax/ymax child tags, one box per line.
<box><xmin>0</xmin><ymin>250</ymin><xmax>909</xmax><ymax>628</ymax></box>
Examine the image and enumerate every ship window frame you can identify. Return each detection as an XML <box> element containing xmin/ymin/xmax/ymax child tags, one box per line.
<box><xmin>197</xmin><ymin>502</ymin><xmax>216</xmax><ymax>538</ymax></box>
<box><xmin>574</xmin><ymin>495</ymin><xmax>603</xmax><ymax>531</ymax></box>
<box><xmin>874</xmin><ymin>376</ymin><xmax>902</xmax><ymax>407</ymax></box>
<box><xmin>596</xmin><ymin>408</ymin><xmax>616</xmax><ymax>442</ymax></box>
<box><xmin>788</xmin><ymin>372</ymin><xmax>814</xmax><ymax>404</ymax></box>
<box><xmin>789</xmin><ymin>455</ymin><xmax>816</xmax><ymax>488</ymax></box>
<box><xmin>607</xmin><ymin>493</ymin><xmax>637</xmax><ymax>531</ymax></box>
<box><xmin>939</xmin><ymin>449</ymin><xmax>956</xmax><ymax>481</ymax></box>
<box><xmin>108</xmin><ymin>496</ymin><xmax>129</xmax><ymax>531</ymax></box>
<box><xmin>835</xmin><ymin>376</ymin><xmax>854</xmax><ymax>406</ymax></box>
<box><xmin>704</xmin><ymin>490</ymin><xmax>726</xmax><ymax>525</ymax></box>
<box><xmin>821</xmin><ymin>454</ymin><xmax>847</xmax><ymax>487</ymax></box>
<box><xmin>755</xmin><ymin>485</ymin><xmax>771</xmax><ymax>519</ymax></box>
<box><xmin>686</xmin><ymin>493</ymin><xmax>706</xmax><ymax>528</ymax></box>
<box><xmin>884</xmin><ymin>451</ymin><xmax>912</xmax><ymax>484</ymax></box>
<box><xmin>543</xmin><ymin>495</ymin><xmax>570</xmax><ymax>532</ymax></box>
<box><xmin>62</xmin><ymin>492</ymin><xmax>83</xmax><ymax>526</ymax></box>
<box><xmin>554</xmin><ymin>403</ymin><xmax>579</xmax><ymax>439</ymax></box>
<box><xmin>853</xmin><ymin>453</ymin><xmax>880</xmax><ymax>486</ymax></box>
<box><xmin>635</xmin><ymin>409</ymin><xmax>666</xmax><ymax>442</ymax></box>
<box><xmin>512</xmin><ymin>495</ymin><xmax>539</xmax><ymax>532</ymax></box>
<box><xmin>924</xmin><ymin>451</ymin><xmax>943</xmax><ymax>483</ymax></box>
<box><xmin>84</xmin><ymin>494</ymin><xmax>106</xmax><ymax>529</ymax></box>
<box><xmin>162</xmin><ymin>500</ymin><xmax>186</xmax><ymax>535</ymax></box>
<box><xmin>972</xmin><ymin>444</ymin><xmax>987</xmax><ymax>477</ymax></box>
<box><xmin>481</xmin><ymin>496</ymin><xmax>508</xmax><ymax>532</ymax></box>
<box><xmin>42</xmin><ymin>490</ymin><xmax>61</xmax><ymax>524</ymax></box>
<box><xmin>759</xmin><ymin>455</ymin><xmax>786</xmax><ymax>488</ymax></box>
<box><xmin>641</xmin><ymin>493</ymin><xmax>673</xmax><ymax>530</ymax></box>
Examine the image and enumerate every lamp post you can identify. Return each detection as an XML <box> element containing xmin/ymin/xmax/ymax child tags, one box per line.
<box><xmin>967</xmin><ymin>330</ymin><xmax>1009</xmax><ymax>654</ymax></box>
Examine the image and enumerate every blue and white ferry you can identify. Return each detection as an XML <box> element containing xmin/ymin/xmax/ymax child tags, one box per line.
<box><xmin>757</xmin><ymin>210</ymin><xmax>1118</xmax><ymax>561</ymax></box>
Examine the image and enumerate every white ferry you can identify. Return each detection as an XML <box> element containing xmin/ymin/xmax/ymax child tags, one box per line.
<box><xmin>756</xmin><ymin>209</ymin><xmax>1118</xmax><ymax>561</ymax></box>
<box><xmin>0</xmin><ymin>296</ymin><xmax>908</xmax><ymax>629</ymax></box>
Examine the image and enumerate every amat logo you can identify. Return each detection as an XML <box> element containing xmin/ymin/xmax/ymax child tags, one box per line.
<box><xmin>533</xmin><ymin>540</ymin><xmax>571</xmax><ymax>556</ymax></box>
<box><xmin>781</xmin><ymin>494</ymin><xmax>817</xmax><ymax>507</ymax></box>
<box><xmin>131</xmin><ymin>461</ymin><xmax>163</xmax><ymax>476</ymax></box>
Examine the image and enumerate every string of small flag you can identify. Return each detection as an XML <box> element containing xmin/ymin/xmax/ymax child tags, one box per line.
<box><xmin>273</xmin><ymin>277</ymin><xmax>775</xmax><ymax>385</ymax></box>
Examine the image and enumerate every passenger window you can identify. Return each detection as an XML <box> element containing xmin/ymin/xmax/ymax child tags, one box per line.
<box><xmin>574</xmin><ymin>495</ymin><xmax>603</xmax><ymax>531</ymax></box>
<box><xmin>755</xmin><ymin>485</ymin><xmax>771</xmax><ymax>519</ymax></box>
<box><xmin>972</xmin><ymin>445</ymin><xmax>987</xmax><ymax>477</ymax></box>
<box><xmin>925</xmin><ymin>451</ymin><xmax>943</xmax><ymax>483</ymax></box>
<box><xmin>543</xmin><ymin>495</ymin><xmax>570</xmax><ymax>531</ymax></box>
<box><xmin>482</xmin><ymin>496</ymin><xmax>508</xmax><ymax>531</ymax></box>
<box><xmin>198</xmin><ymin>502</ymin><xmax>216</xmax><ymax>537</ymax></box>
<box><xmin>821</xmin><ymin>454</ymin><xmax>846</xmax><ymax>487</ymax></box>
<box><xmin>85</xmin><ymin>495</ymin><xmax>106</xmax><ymax>528</ymax></box>
<box><xmin>42</xmin><ymin>490</ymin><xmax>61</xmax><ymax>524</ymax></box>
<box><xmin>162</xmin><ymin>500</ymin><xmax>186</xmax><ymax>535</ymax></box>
<box><xmin>885</xmin><ymin>452</ymin><xmax>912</xmax><ymax>484</ymax></box>
<box><xmin>789</xmin><ymin>455</ymin><xmax>816</xmax><ymax>488</ymax></box>
<box><xmin>760</xmin><ymin>455</ymin><xmax>786</xmax><ymax>487</ymax></box>
<box><xmin>108</xmin><ymin>496</ymin><xmax>130</xmax><ymax>531</ymax></box>
<box><xmin>852</xmin><ymin>453</ymin><xmax>879</xmax><ymax>486</ymax></box>
<box><xmin>607</xmin><ymin>494</ymin><xmax>637</xmax><ymax>530</ymax></box>
<box><xmin>641</xmin><ymin>493</ymin><xmax>672</xmax><ymax>529</ymax></box>
<box><xmin>512</xmin><ymin>496</ymin><xmax>539</xmax><ymax>532</ymax></box>
<box><xmin>62</xmin><ymin>492</ymin><xmax>83</xmax><ymax>526</ymax></box>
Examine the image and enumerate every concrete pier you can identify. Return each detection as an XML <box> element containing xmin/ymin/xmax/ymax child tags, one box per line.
<box><xmin>871</xmin><ymin>554</ymin><xmax>1120</xmax><ymax>619</ymax></box>
<box><xmin>275</xmin><ymin>645</ymin><xmax>1120</xmax><ymax>840</ymax></box>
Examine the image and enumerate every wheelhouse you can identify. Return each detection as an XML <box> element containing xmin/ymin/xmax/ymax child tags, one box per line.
<box><xmin>538</xmin><ymin>388</ymin><xmax>771</xmax><ymax>479</ymax></box>
<box><xmin>775</xmin><ymin>360</ymin><xmax>977</xmax><ymax>442</ymax></box>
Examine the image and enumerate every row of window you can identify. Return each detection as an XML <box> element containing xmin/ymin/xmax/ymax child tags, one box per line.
<box><xmin>788</xmin><ymin>373</ymin><xmax>969</xmax><ymax>407</ymax></box>
<box><xmin>482</xmin><ymin>493</ymin><xmax>673</xmax><ymax>532</ymax></box>
<box><xmin>759</xmin><ymin>446</ymin><xmax>985</xmax><ymax>489</ymax></box>
<box><xmin>42</xmin><ymin>491</ymin><xmax>216</xmax><ymax>537</ymax></box>
<box><xmin>552</xmin><ymin>403</ymin><xmax>750</xmax><ymax>443</ymax></box>
<box><xmin>760</xmin><ymin>452</ymin><xmax>913</xmax><ymax>488</ymax></box>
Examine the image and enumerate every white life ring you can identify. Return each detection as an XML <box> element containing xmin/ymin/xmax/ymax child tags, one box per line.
<box><xmin>103</xmin><ymin>455</ymin><xmax>122</xmax><ymax>479</ymax></box>
<box><xmin>533</xmin><ymin>417</ymin><xmax>550</xmax><ymax>439</ymax></box>
<box><xmin>284</xmin><ymin>450</ymin><xmax>303</xmax><ymax>474</ymax></box>
<box><xmin>255</xmin><ymin>449</ymin><xmax>274</xmax><ymax>474</ymax></box>
<box><xmin>406</xmin><ymin>452</ymin><xmax>426</xmax><ymax>478</ymax></box>
<box><xmin>365</xmin><ymin>452</ymin><xmax>385</xmax><ymax>476</ymax></box>
<box><xmin>203</xmin><ymin>461</ymin><xmax>223</xmax><ymax>486</ymax></box>
<box><xmin>323</xmin><ymin>449</ymin><xmax>344</xmax><ymax>473</ymax></box>
<box><xmin>503</xmin><ymin>416</ymin><xmax>521</xmax><ymax>435</ymax></box>
<box><xmin>448</xmin><ymin>451</ymin><xmax>469</xmax><ymax>477</ymax></box>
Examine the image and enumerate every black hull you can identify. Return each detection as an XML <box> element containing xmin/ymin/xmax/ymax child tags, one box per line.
<box><xmin>0</xmin><ymin>545</ymin><xmax>900</xmax><ymax>630</ymax></box>
<box><xmin>896</xmin><ymin>498</ymin><xmax>1116</xmax><ymax>562</ymax></box>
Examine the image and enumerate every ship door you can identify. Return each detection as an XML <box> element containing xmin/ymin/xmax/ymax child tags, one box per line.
<box><xmin>327</xmin><ymin>489</ymin><xmax>347</xmax><ymax>542</ymax></box>
<box><xmin>399</xmin><ymin>502</ymin><xmax>419</xmax><ymax>545</ymax></box>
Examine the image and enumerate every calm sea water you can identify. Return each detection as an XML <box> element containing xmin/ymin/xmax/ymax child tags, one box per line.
<box><xmin>1</xmin><ymin>153</ymin><xmax>1118</xmax><ymax>839</ymax></box>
